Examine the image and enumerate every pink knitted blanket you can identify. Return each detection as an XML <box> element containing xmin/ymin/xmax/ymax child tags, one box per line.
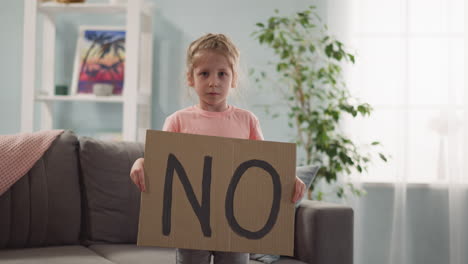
<box><xmin>0</xmin><ymin>130</ymin><xmax>64</xmax><ymax>195</ymax></box>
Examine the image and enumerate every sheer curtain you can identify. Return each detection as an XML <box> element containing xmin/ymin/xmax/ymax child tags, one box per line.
<box><xmin>326</xmin><ymin>0</ymin><xmax>466</xmax><ymax>263</ymax></box>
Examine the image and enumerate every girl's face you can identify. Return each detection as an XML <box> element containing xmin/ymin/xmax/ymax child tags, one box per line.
<box><xmin>188</xmin><ymin>50</ymin><xmax>236</xmax><ymax>112</ymax></box>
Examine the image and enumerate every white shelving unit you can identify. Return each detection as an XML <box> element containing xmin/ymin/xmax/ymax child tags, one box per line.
<box><xmin>21</xmin><ymin>0</ymin><xmax>154</xmax><ymax>142</ymax></box>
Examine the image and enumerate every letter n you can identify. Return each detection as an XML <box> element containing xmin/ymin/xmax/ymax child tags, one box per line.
<box><xmin>162</xmin><ymin>153</ymin><xmax>212</xmax><ymax>237</ymax></box>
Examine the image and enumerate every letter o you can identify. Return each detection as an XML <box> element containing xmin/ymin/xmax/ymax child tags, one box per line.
<box><xmin>225</xmin><ymin>159</ymin><xmax>281</xmax><ymax>239</ymax></box>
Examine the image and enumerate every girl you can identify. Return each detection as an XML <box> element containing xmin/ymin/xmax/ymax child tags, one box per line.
<box><xmin>130</xmin><ymin>33</ymin><xmax>306</xmax><ymax>264</ymax></box>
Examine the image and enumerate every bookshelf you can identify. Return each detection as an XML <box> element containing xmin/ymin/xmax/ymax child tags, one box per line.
<box><xmin>21</xmin><ymin>0</ymin><xmax>153</xmax><ymax>142</ymax></box>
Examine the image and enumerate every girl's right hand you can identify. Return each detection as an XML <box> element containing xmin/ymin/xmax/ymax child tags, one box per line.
<box><xmin>130</xmin><ymin>158</ymin><xmax>146</xmax><ymax>192</ymax></box>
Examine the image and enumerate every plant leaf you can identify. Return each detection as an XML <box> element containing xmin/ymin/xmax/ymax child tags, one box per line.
<box><xmin>379</xmin><ymin>153</ymin><xmax>388</xmax><ymax>162</ymax></box>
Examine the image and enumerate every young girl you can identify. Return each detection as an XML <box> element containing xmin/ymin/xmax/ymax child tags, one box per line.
<box><xmin>130</xmin><ymin>33</ymin><xmax>306</xmax><ymax>264</ymax></box>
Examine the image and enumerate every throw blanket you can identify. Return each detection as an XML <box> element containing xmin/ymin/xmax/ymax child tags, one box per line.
<box><xmin>0</xmin><ymin>130</ymin><xmax>64</xmax><ymax>195</ymax></box>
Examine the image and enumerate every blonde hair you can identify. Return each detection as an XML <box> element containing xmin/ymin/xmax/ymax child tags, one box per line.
<box><xmin>186</xmin><ymin>33</ymin><xmax>240</xmax><ymax>84</ymax></box>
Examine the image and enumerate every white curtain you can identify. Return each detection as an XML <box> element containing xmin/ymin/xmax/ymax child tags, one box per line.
<box><xmin>326</xmin><ymin>0</ymin><xmax>466</xmax><ymax>263</ymax></box>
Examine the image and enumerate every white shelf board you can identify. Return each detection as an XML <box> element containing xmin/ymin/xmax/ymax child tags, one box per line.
<box><xmin>38</xmin><ymin>2</ymin><xmax>154</xmax><ymax>16</ymax></box>
<box><xmin>36</xmin><ymin>95</ymin><xmax>124</xmax><ymax>103</ymax></box>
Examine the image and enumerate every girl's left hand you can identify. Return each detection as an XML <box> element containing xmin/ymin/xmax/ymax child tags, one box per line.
<box><xmin>292</xmin><ymin>176</ymin><xmax>306</xmax><ymax>203</ymax></box>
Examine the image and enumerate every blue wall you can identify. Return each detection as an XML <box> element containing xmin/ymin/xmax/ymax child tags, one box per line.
<box><xmin>0</xmin><ymin>1</ymin><xmax>23</xmax><ymax>134</ymax></box>
<box><xmin>0</xmin><ymin>0</ymin><xmax>322</xmax><ymax>140</ymax></box>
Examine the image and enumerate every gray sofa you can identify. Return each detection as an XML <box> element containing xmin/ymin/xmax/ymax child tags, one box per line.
<box><xmin>0</xmin><ymin>130</ymin><xmax>353</xmax><ymax>264</ymax></box>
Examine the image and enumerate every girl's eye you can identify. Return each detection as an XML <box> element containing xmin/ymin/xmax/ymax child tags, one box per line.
<box><xmin>218</xmin><ymin>72</ymin><xmax>226</xmax><ymax>77</ymax></box>
<box><xmin>200</xmin><ymin>72</ymin><xmax>208</xmax><ymax>77</ymax></box>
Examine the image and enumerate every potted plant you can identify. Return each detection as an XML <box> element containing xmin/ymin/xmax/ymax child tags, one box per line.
<box><xmin>251</xmin><ymin>6</ymin><xmax>387</xmax><ymax>200</ymax></box>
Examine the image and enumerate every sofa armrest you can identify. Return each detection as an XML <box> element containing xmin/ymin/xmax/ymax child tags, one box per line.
<box><xmin>293</xmin><ymin>200</ymin><xmax>353</xmax><ymax>264</ymax></box>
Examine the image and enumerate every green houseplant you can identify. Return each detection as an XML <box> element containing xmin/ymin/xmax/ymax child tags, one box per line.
<box><xmin>251</xmin><ymin>6</ymin><xmax>387</xmax><ymax>200</ymax></box>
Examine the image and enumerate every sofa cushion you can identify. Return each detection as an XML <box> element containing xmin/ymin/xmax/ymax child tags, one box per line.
<box><xmin>0</xmin><ymin>245</ymin><xmax>114</xmax><ymax>264</ymax></box>
<box><xmin>79</xmin><ymin>138</ymin><xmax>144</xmax><ymax>245</ymax></box>
<box><xmin>0</xmin><ymin>130</ymin><xmax>81</xmax><ymax>248</ymax></box>
<box><xmin>89</xmin><ymin>244</ymin><xmax>175</xmax><ymax>264</ymax></box>
<box><xmin>294</xmin><ymin>200</ymin><xmax>354</xmax><ymax>264</ymax></box>
<box><xmin>295</xmin><ymin>165</ymin><xmax>319</xmax><ymax>206</ymax></box>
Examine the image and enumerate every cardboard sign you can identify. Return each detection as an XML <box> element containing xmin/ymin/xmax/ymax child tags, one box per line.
<box><xmin>137</xmin><ymin>130</ymin><xmax>296</xmax><ymax>256</ymax></box>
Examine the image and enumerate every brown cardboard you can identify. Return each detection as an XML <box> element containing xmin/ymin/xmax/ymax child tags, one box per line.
<box><xmin>137</xmin><ymin>130</ymin><xmax>296</xmax><ymax>256</ymax></box>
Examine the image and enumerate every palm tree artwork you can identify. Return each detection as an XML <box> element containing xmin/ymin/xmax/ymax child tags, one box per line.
<box><xmin>77</xmin><ymin>28</ymin><xmax>125</xmax><ymax>95</ymax></box>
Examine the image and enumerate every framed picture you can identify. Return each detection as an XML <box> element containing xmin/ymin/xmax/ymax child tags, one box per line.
<box><xmin>71</xmin><ymin>26</ymin><xmax>126</xmax><ymax>95</ymax></box>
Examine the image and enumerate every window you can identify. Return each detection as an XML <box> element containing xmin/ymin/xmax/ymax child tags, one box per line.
<box><xmin>339</xmin><ymin>0</ymin><xmax>465</xmax><ymax>182</ymax></box>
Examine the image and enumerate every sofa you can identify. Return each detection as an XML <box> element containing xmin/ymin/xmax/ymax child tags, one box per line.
<box><xmin>0</xmin><ymin>130</ymin><xmax>353</xmax><ymax>264</ymax></box>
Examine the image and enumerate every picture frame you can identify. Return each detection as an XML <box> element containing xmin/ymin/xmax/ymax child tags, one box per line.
<box><xmin>71</xmin><ymin>26</ymin><xmax>126</xmax><ymax>96</ymax></box>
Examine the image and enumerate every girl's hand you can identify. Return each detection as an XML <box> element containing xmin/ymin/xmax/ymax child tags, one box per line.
<box><xmin>292</xmin><ymin>176</ymin><xmax>306</xmax><ymax>203</ymax></box>
<box><xmin>130</xmin><ymin>158</ymin><xmax>146</xmax><ymax>192</ymax></box>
